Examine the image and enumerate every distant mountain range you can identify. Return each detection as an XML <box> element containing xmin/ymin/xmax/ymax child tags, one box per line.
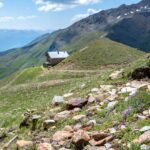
<box><xmin>0</xmin><ymin>29</ymin><xmax>49</xmax><ymax>52</ymax></box>
<box><xmin>0</xmin><ymin>0</ymin><xmax>149</xmax><ymax>78</ymax></box>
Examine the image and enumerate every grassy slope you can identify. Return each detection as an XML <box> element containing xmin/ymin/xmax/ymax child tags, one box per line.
<box><xmin>0</xmin><ymin>55</ymin><xmax>150</xmax><ymax>149</ymax></box>
<box><xmin>0</xmin><ymin>31</ymin><xmax>144</xmax><ymax>79</ymax></box>
<box><xmin>59</xmin><ymin>39</ymin><xmax>144</xmax><ymax>69</ymax></box>
<box><xmin>0</xmin><ymin>31</ymin><xmax>102</xmax><ymax>79</ymax></box>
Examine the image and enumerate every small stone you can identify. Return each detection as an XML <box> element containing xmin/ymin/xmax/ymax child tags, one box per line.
<box><xmin>88</xmin><ymin>95</ymin><xmax>96</xmax><ymax>103</ymax></box>
<box><xmin>120</xmin><ymin>125</ymin><xmax>126</xmax><ymax>130</ymax></box>
<box><xmin>89</xmin><ymin>135</ymin><xmax>113</xmax><ymax>146</ymax></box>
<box><xmin>52</xmin><ymin>131</ymin><xmax>73</xmax><ymax>142</ymax></box>
<box><xmin>100</xmin><ymin>85</ymin><xmax>114</xmax><ymax>92</ymax></box>
<box><xmin>134</xmin><ymin>131</ymin><xmax>150</xmax><ymax>144</ymax></box>
<box><xmin>52</xmin><ymin>96</ymin><xmax>64</xmax><ymax>105</ymax></box>
<box><xmin>63</xmin><ymin>93</ymin><xmax>73</xmax><ymax>98</ymax></box>
<box><xmin>86</xmin><ymin>106</ymin><xmax>100</xmax><ymax>112</ymax></box>
<box><xmin>43</xmin><ymin>120</ymin><xmax>55</xmax><ymax>130</ymax></box>
<box><xmin>63</xmin><ymin>125</ymin><xmax>74</xmax><ymax>132</ymax></box>
<box><xmin>109</xmin><ymin>128</ymin><xmax>117</xmax><ymax>134</ymax></box>
<box><xmin>136</xmin><ymin>114</ymin><xmax>147</xmax><ymax>120</ymax></box>
<box><xmin>120</xmin><ymin>87</ymin><xmax>137</xmax><ymax>95</ymax></box>
<box><xmin>87</xmin><ymin>120</ymin><xmax>97</xmax><ymax>126</ymax></box>
<box><xmin>72</xmin><ymin>130</ymin><xmax>90</xmax><ymax>149</ymax></box>
<box><xmin>141</xmin><ymin>144</ymin><xmax>150</xmax><ymax>150</ymax></box>
<box><xmin>32</xmin><ymin>115</ymin><xmax>41</xmax><ymax>120</ymax></box>
<box><xmin>107</xmin><ymin>101</ymin><xmax>118</xmax><ymax>110</ymax></box>
<box><xmin>81</xmin><ymin>83</ymin><xmax>86</xmax><ymax>88</ymax></box>
<box><xmin>91</xmin><ymin>88</ymin><xmax>99</xmax><ymax>93</ymax></box>
<box><xmin>37</xmin><ymin>143</ymin><xmax>54</xmax><ymax>150</ymax></box>
<box><xmin>140</xmin><ymin>126</ymin><xmax>150</xmax><ymax>132</ymax></box>
<box><xmin>143</xmin><ymin>110</ymin><xmax>150</xmax><ymax>116</ymax></box>
<box><xmin>54</xmin><ymin>110</ymin><xmax>71</xmax><ymax>121</ymax></box>
<box><xmin>16</xmin><ymin>140</ymin><xmax>33</xmax><ymax>149</ymax></box>
<box><xmin>84</xmin><ymin>145</ymin><xmax>106</xmax><ymax>150</ymax></box>
<box><xmin>72</xmin><ymin>108</ymin><xmax>81</xmax><ymax>112</ymax></box>
<box><xmin>73</xmin><ymin>115</ymin><xmax>86</xmax><ymax>122</ymax></box>
<box><xmin>104</xmin><ymin>143</ymin><xmax>112</xmax><ymax>149</ymax></box>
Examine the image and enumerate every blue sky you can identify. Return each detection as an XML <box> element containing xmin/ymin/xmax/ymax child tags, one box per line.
<box><xmin>0</xmin><ymin>0</ymin><xmax>141</xmax><ymax>30</ymax></box>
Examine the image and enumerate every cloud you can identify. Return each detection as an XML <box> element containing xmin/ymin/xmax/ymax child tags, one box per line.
<box><xmin>0</xmin><ymin>16</ymin><xmax>14</xmax><ymax>22</ymax></box>
<box><xmin>17</xmin><ymin>15</ymin><xmax>37</xmax><ymax>20</ymax></box>
<box><xmin>72</xmin><ymin>8</ymin><xmax>101</xmax><ymax>22</ymax></box>
<box><xmin>0</xmin><ymin>16</ymin><xmax>37</xmax><ymax>22</ymax></box>
<box><xmin>0</xmin><ymin>1</ymin><xmax>4</xmax><ymax>8</ymax></box>
<box><xmin>33</xmin><ymin>0</ymin><xmax>102</xmax><ymax>12</ymax></box>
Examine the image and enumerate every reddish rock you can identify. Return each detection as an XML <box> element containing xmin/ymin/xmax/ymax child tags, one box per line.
<box><xmin>37</xmin><ymin>143</ymin><xmax>54</xmax><ymax>150</ymax></box>
<box><xmin>52</xmin><ymin>131</ymin><xmax>73</xmax><ymax>142</ymax></box>
<box><xmin>89</xmin><ymin>132</ymin><xmax>113</xmax><ymax>146</ymax></box>
<box><xmin>66</xmin><ymin>98</ymin><xmax>88</xmax><ymax>110</ymax></box>
<box><xmin>72</xmin><ymin>130</ymin><xmax>90</xmax><ymax>150</ymax></box>
<box><xmin>89</xmin><ymin>135</ymin><xmax>113</xmax><ymax>146</ymax></box>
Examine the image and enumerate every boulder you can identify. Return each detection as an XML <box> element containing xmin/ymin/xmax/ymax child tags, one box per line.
<box><xmin>53</xmin><ymin>131</ymin><xmax>73</xmax><ymax>142</ymax></box>
<box><xmin>37</xmin><ymin>143</ymin><xmax>54</xmax><ymax>150</ymax></box>
<box><xmin>130</xmin><ymin>67</ymin><xmax>150</xmax><ymax>80</ymax></box>
<box><xmin>52</xmin><ymin>96</ymin><xmax>64</xmax><ymax>105</ymax></box>
<box><xmin>54</xmin><ymin>110</ymin><xmax>71</xmax><ymax>121</ymax></box>
<box><xmin>66</xmin><ymin>98</ymin><xmax>88</xmax><ymax>110</ymax></box>
<box><xmin>16</xmin><ymin>140</ymin><xmax>33</xmax><ymax>149</ymax></box>
<box><xmin>109</xmin><ymin>69</ymin><xmax>124</xmax><ymax>80</ymax></box>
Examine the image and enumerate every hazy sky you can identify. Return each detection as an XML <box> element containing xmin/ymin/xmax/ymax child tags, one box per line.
<box><xmin>0</xmin><ymin>0</ymin><xmax>141</xmax><ymax>30</ymax></box>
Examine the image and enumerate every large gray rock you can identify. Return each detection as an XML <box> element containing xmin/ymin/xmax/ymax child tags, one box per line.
<box><xmin>140</xmin><ymin>126</ymin><xmax>150</xmax><ymax>132</ymax></box>
<box><xmin>52</xmin><ymin>96</ymin><xmax>64</xmax><ymax>105</ymax></box>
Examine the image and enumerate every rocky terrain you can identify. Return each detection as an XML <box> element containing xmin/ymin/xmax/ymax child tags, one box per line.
<box><xmin>0</xmin><ymin>54</ymin><xmax>150</xmax><ymax>150</ymax></box>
